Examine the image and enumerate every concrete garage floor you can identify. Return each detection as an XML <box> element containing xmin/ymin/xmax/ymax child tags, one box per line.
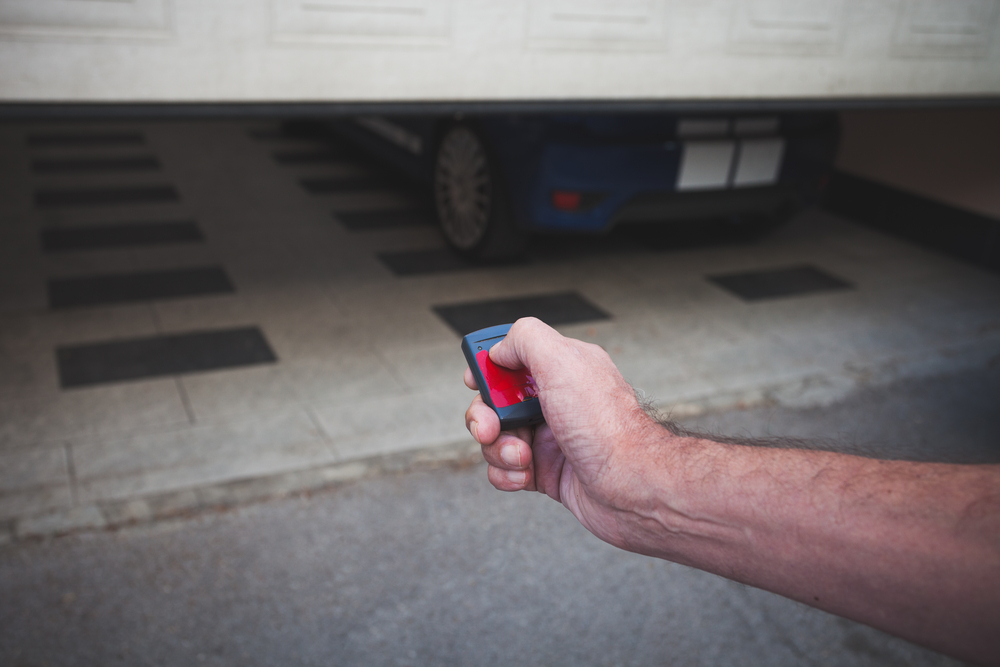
<box><xmin>0</xmin><ymin>118</ymin><xmax>999</xmax><ymax>544</ymax></box>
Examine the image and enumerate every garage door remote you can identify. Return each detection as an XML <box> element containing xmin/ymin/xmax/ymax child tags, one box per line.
<box><xmin>462</xmin><ymin>323</ymin><xmax>545</xmax><ymax>430</ymax></box>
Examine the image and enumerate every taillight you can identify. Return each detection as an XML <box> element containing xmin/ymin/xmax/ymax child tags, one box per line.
<box><xmin>551</xmin><ymin>190</ymin><xmax>582</xmax><ymax>211</ymax></box>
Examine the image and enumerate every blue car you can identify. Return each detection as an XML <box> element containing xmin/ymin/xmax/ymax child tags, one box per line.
<box><xmin>334</xmin><ymin>112</ymin><xmax>838</xmax><ymax>258</ymax></box>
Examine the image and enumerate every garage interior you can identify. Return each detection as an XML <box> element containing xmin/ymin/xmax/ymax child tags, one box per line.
<box><xmin>2</xmin><ymin>108</ymin><xmax>997</xmax><ymax>530</ymax></box>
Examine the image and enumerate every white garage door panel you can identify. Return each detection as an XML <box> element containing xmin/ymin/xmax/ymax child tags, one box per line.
<box><xmin>526</xmin><ymin>0</ymin><xmax>668</xmax><ymax>50</ymax></box>
<box><xmin>893</xmin><ymin>0</ymin><xmax>998</xmax><ymax>57</ymax></box>
<box><xmin>729</xmin><ymin>0</ymin><xmax>846</xmax><ymax>56</ymax></box>
<box><xmin>271</xmin><ymin>0</ymin><xmax>452</xmax><ymax>46</ymax></box>
<box><xmin>0</xmin><ymin>0</ymin><xmax>997</xmax><ymax>103</ymax></box>
<box><xmin>0</xmin><ymin>0</ymin><xmax>172</xmax><ymax>40</ymax></box>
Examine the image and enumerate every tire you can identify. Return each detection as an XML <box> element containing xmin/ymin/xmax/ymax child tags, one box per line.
<box><xmin>433</xmin><ymin>124</ymin><xmax>524</xmax><ymax>259</ymax></box>
<box><xmin>729</xmin><ymin>200</ymin><xmax>800</xmax><ymax>241</ymax></box>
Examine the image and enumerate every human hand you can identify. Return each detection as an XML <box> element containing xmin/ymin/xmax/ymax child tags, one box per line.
<box><xmin>465</xmin><ymin>322</ymin><xmax>1000</xmax><ymax>667</ymax></box>
<box><xmin>464</xmin><ymin>317</ymin><xmax>660</xmax><ymax>551</ymax></box>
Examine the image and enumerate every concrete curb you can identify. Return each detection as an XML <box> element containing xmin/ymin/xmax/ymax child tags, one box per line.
<box><xmin>3</xmin><ymin>335</ymin><xmax>997</xmax><ymax>545</ymax></box>
<box><xmin>7</xmin><ymin>440</ymin><xmax>482</xmax><ymax>544</ymax></box>
<box><xmin>654</xmin><ymin>335</ymin><xmax>1000</xmax><ymax>418</ymax></box>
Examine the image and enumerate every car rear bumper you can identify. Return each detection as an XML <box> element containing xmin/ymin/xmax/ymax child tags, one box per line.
<box><xmin>523</xmin><ymin>139</ymin><xmax>798</xmax><ymax>233</ymax></box>
<box><xmin>523</xmin><ymin>142</ymin><xmax>680</xmax><ymax>233</ymax></box>
<box><xmin>612</xmin><ymin>184</ymin><xmax>796</xmax><ymax>226</ymax></box>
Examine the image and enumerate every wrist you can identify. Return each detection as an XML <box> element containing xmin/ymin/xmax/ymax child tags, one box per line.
<box><xmin>606</xmin><ymin>415</ymin><xmax>683</xmax><ymax>553</ymax></box>
<box><xmin>612</xmin><ymin>419</ymin><xmax>746</xmax><ymax>563</ymax></box>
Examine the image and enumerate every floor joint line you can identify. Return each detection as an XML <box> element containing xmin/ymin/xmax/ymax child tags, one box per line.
<box><xmin>64</xmin><ymin>442</ymin><xmax>79</xmax><ymax>507</ymax></box>
<box><xmin>175</xmin><ymin>377</ymin><xmax>197</xmax><ymax>425</ymax></box>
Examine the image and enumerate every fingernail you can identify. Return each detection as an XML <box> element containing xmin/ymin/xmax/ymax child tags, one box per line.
<box><xmin>505</xmin><ymin>470</ymin><xmax>526</xmax><ymax>485</ymax></box>
<box><xmin>500</xmin><ymin>445</ymin><xmax>521</xmax><ymax>468</ymax></box>
<box><xmin>470</xmin><ymin>421</ymin><xmax>479</xmax><ymax>442</ymax></box>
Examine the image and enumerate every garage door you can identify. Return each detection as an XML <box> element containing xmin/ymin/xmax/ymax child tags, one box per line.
<box><xmin>0</xmin><ymin>0</ymin><xmax>998</xmax><ymax>104</ymax></box>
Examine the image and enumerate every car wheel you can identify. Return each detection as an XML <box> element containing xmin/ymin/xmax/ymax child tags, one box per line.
<box><xmin>434</xmin><ymin>125</ymin><xmax>523</xmax><ymax>259</ymax></box>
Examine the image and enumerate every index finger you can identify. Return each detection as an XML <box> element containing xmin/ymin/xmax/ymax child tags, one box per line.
<box><xmin>464</xmin><ymin>366</ymin><xmax>478</xmax><ymax>391</ymax></box>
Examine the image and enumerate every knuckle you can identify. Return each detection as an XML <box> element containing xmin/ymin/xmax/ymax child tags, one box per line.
<box><xmin>512</xmin><ymin>317</ymin><xmax>543</xmax><ymax>337</ymax></box>
<box><xmin>480</xmin><ymin>441</ymin><xmax>499</xmax><ymax>465</ymax></box>
<box><xmin>486</xmin><ymin>465</ymin><xmax>508</xmax><ymax>490</ymax></box>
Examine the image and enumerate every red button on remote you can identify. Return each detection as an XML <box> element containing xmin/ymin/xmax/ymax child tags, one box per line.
<box><xmin>475</xmin><ymin>350</ymin><xmax>538</xmax><ymax>409</ymax></box>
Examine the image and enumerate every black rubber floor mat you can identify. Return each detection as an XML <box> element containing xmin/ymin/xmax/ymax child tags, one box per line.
<box><xmin>338</xmin><ymin>209</ymin><xmax>434</xmax><ymax>231</ymax></box>
<box><xmin>273</xmin><ymin>149</ymin><xmax>347</xmax><ymax>164</ymax></box>
<box><xmin>433</xmin><ymin>291</ymin><xmax>611</xmax><ymax>336</ymax></box>
<box><xmin>378</xmin><ymin>248</ymin><xmax>525</xmax><ymax>276</ymax></box>
<box><xmin>48</xmin><ymin>266</ymin><xmax>234</xmax><ymax>309</ymax></box>
<box><xmin>707</xmin><ymin>265</ymin><xmax>853</xmax><ymax>301</ymax></box>
<box><xmin>31</xmin><ymin>156</ymin><xmax>160</xmax><ymax>174</ymax></box>
<box><xmin>247</xmin><ymin>128</ymin><xmax>287</xmax><ymax>141</ymax></box>
<box><xmin>57</xmin><ymin>327</ymin><xmax>276</xmax><ymax>388</ymax></box>
<box><xmin>41</xmin><ymin>221</ymin><xmax>203</xmax><ymax>252</ymax></box>
<box><xmin>27</xmin><ymin>132</ymin><xmax>144</xmax><ymax>147</ymax></box>
<box><xmin>35</xmin><ymin>185</ymin><xmax>180</xmax><ymax>208</ymax></box>
<box><xmin>300</xmin><ymin>175</ymin><xmax>393</xmax><ymax>194</ymax></box>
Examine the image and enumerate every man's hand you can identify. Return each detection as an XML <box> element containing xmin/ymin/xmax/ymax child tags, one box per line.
<box><xmin>462</xmin><ymin>318</ymin><xmax>1000</xmax><ymax>666</ymax></box>
<box><xmin>464</xmin><ymin>317</ymin><xmax>659</xmax><ymax>551</ymax></box>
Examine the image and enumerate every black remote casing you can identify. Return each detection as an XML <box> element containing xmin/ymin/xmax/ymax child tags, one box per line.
<box><xmin>461</xmin><ymin>323</ymin><xmax>544</xmax><ymax>430</ymax></box>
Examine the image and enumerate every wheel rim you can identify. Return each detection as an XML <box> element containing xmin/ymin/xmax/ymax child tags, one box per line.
<box><xmin>435</xmin><ymin>127</ymin><xmax>491</xmax><ymax>250</ymax></box>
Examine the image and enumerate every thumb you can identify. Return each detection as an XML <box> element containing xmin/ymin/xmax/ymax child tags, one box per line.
<box><xmin>488</xmin><ymin>317</ymin><xmax>562</xmax><ymax>375</ymax></box>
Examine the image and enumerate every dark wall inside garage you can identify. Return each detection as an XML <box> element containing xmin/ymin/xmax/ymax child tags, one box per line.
<box><xmin>828</xmin><ymin>107</ymin><xmax>1000</xmax><ymax>272</ymax></box>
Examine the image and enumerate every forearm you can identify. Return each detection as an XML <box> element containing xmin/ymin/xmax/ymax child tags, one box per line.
<box><xmin>619</xmin><ymin>424</ymin><xmax>1000</xmax><ymax>665</ymax></box>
